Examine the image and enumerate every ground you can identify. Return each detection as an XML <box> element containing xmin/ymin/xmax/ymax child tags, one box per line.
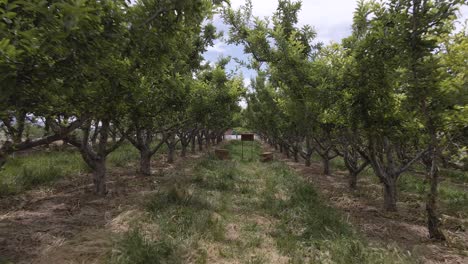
<box><xmin>0</xmin><ymin>141</ymin><xmax>466</xmax><ymax>263</ymax></box>
<box><xmin>277</xmin><ymin>159</ymin><xmax>468</xmax><ymax>264</ymax></box>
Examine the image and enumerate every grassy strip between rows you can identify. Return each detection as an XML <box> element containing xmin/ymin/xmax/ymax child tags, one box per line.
<box><xmin>0</xmin><ymin>144</ymin><xmax>140</xmax><ymax>196</ymax></box>
<box><xmin>110</xmin><ymin>141</ymin><xmax>414</xmax><ymax>264</ymax></box>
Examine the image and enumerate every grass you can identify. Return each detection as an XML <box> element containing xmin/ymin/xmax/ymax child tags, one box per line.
<box><xmin>108</xmin><ymin>143</ymin><xmax>140</xmax><ymax>167</ymax></box>
<box><xmin>0</xmin><ymin>143</ymin><xmax>141</xmax><ymax>196</ymax></box>
<box><xmin>0</xmin><ymin>149</ymin><xmax>88</xmax><ymax>195</ymax></box>
<box><xmin>308</xmin><ymin>152</ymin><xmax>467</xmax><ymax>218</ymax></box>
<box><xmin>111</xmin><ymin>141</ymin><xmax>414</xmax><ymax>263</ymax></box>
<box><xmin>440</xmin><ymin>168</ymin><xmax>468</xmax><ymax>183</ymax></box>
<box><xmin>398</xmin><ymin>174</ymin><xmax>468</xmax><ymax>217</ymax></box>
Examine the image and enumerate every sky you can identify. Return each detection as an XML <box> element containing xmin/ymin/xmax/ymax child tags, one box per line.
<box><xmin>203</xmin><ymin>0</ymin><xmax>468</xmax><ymax>87</ymax></box>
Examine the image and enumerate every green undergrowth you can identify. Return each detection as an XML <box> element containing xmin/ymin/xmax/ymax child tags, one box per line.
<box><xmin>398</xmin><ymin>174</ymin><xmax>468</xmax><ymax>217</ymax></box>
<box><xmin>309</xmin><ymin>153</ymin><xmax>467</xmax><ymax>218</ymax></box>
<box><xmin>111</xmin><ymin>141</ymin><xmax>414</xmax><ymax>264</ymax></box>
<box><xmin>0</xmin><ymin>149</ymin><xmax>87</xmax><ymax>195</ymax></box>
<box><xmin>108</xmin><ymin>143</ymin><xmax>140</xmax><ymax>167</ymax></box>
<box><xmin>0</xmin><ymin>143</ymin><xmax>142</xmax><ymax>196</ymax></box>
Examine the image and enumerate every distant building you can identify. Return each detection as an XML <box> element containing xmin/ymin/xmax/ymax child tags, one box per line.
<box><xmin>224</xmin><ymin>129</ymin><xmax>233</xmax><ymax>136</ymax></box>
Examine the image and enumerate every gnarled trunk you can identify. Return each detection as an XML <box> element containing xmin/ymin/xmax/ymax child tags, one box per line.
<box><xmin>166</xmin><ymin>133</ymin><xmax>177</xmax><ymax>164</ymax></box>
<box><xmin>342</xmin><ymin>148</ymin><xmax>368</xmax><ymax>190</ymax></box>
<box><xmin>425</xmin><ymin>141</ymin><xmax>445</xmax><ymax>240</ymax></box>
<box><xmin>167</xmin><ymin>145</ymin><xmax>175</xmax><ymax>163</ymax></box>
<box><xmin>383</xmin><ymin>178</ymin><xmax>397</xmax><ymax>212</ymax></box>
<box><xmin>191</xmin><ymin>135</ymin><xmax>196</xmax><ymax>153</ymax></box>
<box><xmin>198</xmin><ymin>135</ymin><xmax>203</xmax><ymax>151</ymax></box>
<box><xmin>293</xmin><ymin>148</ymin><xmax>299</xmax><ymax>162</ymax></box>
<box><xmin>322</xmin><ymin>157</ymin><xmax>330</xmax><ymax>175</ymax></box>
<box><xmin>93</xmin><ymin>159</ymin><xmax>107</xmax><ymax>195</ymax></box>
<box><xmin>181</xmin><ymin>144</ymin><xmax>187</xmax><ymax>157</ymax></box>
<box><xmin>0</xmin><ymin>152</ymin><xmax>6</xmax><ymax>169</ymax></box>
<box><xmin>139</xmin><ymin>150</ymin><xmax>152</xmax><ymax>176</ymax></box>
<box><xmin>349</xmin><ymin>171</ymin><xmax>358</xmax><ymax>190</ymax></box>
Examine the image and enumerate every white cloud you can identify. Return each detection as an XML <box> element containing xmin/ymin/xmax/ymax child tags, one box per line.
<box><xmin>239</xmin><ymin>98</ymin><xmax>248</xmax><ymax>109</ymax></box>
<box><xmin>229</xmin><ymin>0</ymin><xmax>468</xmax><ymax>43</ymax></box>
<box><xmin>229</xmin><ymin>0</ymin><xmax>358</xmax><ymax>43</ymax></box>
<box><xmin>243</xmin><ymin>78</ymin><xmax>251</xmax><ymax>88</ymax></box>
<box><xmin>206</xmin><ymin>41</ymin><xmax>227</xmax><ymax>53</ymax></box>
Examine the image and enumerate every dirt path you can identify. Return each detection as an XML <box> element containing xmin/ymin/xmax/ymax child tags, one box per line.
<box><xmin>270</xmin><ymin>148</ymin><xmax>468</xmax><ymax>264</ymax></box>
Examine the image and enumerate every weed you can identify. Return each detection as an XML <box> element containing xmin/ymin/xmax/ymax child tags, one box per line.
<box><xmin>110</xmin><ymin>229</ymin><xmax>176</xmax><ymax>264</ymax></box>
<box><xmin>0</xmin><ymin>149</ymin><xmax>87</xmax><ymax>195</ymax></box>
<box><xmin>108</xmin><ymin>144</ymin><xmax>139</xmax><ymax>167</ymax></box>
<box><xmin>112</xmin><ymin>141</ymin><xmax>415</xmax><ymax>263</ymax></box>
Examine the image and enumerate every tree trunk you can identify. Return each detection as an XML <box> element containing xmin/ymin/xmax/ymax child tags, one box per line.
<box><xmin>198</xmin><ymin>135</ymin><xmax>203</xmax><ymax>151</ymax></box>
<box><xmin>322</xmin><ymin>157</ymin><xmax>330</xmax><ymax>175</ymax></box>
<box><xmin>205</xmin><ymin>133</ymin><xmax>210</xmax><ymax>148</ymax></box>
<box><xmin>349</xmin><ymin>172</ymin><xmax>358</xmax><ymax>190</ymax></box>
<box><xmin>191</xmin><ymin>135</ymin><xmax>196</xmax><ymax>153</ymax></box>
<box><xmin>279</xmin><ymin>144</ymin><xmax>283</xmax><ymax>153</ymax></box>
<box><xmin>167</xmin><ymin>145</ymin><xmax>175</xmax><ymax>164</ymax></box>
<box><xmin>139</xmin><ymin>150</ymin><xmax>152</xmax><ymax>176</ymax></box>
<box><xmin>426</xmin><ymin>142</ymin><xmax>446</xmax><ymax>240</ymax></box>
<box><xmin>305</xmin><ymin>157</ymin><xmax>311</xmax><ymax>167</ymax></box>
<box><xmin>293</xmin><ymin>149</ymin><xmax>299</xmax><ymax>162</ymax></box>
<box><xmin>93</xmin><ymin>158</ymin><xmax>107</xmax><ymax>195</ymax></box>
<box><xmin>0</xmin><ymin>151</ymin><xmax>7</xmax><ymax>169</ymax></box>
<box><xmin>181</xmin><ymin>144</ymin><xmax>187</xmax><ymax>158</ymax></box>
<box><xmin>427</xmin><ymin>168</ymin><xmax>445</xmax><ymax>240</ymax></box>
<box><xmin>383</xmin><ymin>178</ymin><xmax>398</xmax><ymax>212</ymax></box>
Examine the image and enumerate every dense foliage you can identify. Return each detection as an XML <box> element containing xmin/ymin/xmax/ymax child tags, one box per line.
<box><xmin>0</xmin><ymin>0</ymin><xmax>244</xmax><ymax>194</ymax></box>
<box><xmin>224</xmin><ymin>0</ymin><xmax>467</xmax><ymax>240</ymax></box>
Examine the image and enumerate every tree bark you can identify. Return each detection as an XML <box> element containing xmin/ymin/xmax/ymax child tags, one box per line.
<box><xmin>93</xmin><ymin>158</ymin><xmax>107</xmax><ymax>195</ymax></box>
<box><xmin>167</xmin><ymin>144</ymin><xmax>175</xmax><ymax>164</ymax></box>
<box><xmin>191</xmin><ymin>135</ymin><xmax>196</xmax><ymax>153</ymax></box>
<box><xmin>139</xmin><ymin>150</ymin><xmax>152</xmax><ymax>176</ymax></box>
<box><xmin>383</xmin><ymin>178</ymin><xmax>398</xmax><ymax>212</ymax></box>
<box><xmin>322</xmin><ymin>157</ymin><xmax>330</xmax><ymax>175</ymax></box>
<box><xmin>199</xmin><ymin>134</ymin><xmax>205</xmax><ymax>151</ymax></box>
<box><xmin>349</xmin><ymin>172</ymin><xmax>358</xmax><ymax>190</ymax></box>
<box><xmin>426</xmin><ymin>165</ymin><xmax>445</xmax><ymax>240</ymax></box>
<box><xmin>181</xmin><ymin>144</ymin><xmax>187</xmax><ymax>157</ymax></box>
<box><xmin>426</xmin><ymin>137</ymin><xmax>446</xmax><ymax>240</ymax></box>
<box><xmin>0</xmin><ymin>152</ymin><xmax>7</xmax><ymax>169</ymax></box>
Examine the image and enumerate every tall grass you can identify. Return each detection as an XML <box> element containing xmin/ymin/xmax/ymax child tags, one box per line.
<box><xmin>0</xmin><ymin>143</ymin><xmax>141</xmax><ymax>196</ymax></box>
<box><xmin>107</xmin><ymin>143</ymin><xmax>140</xmax><ymax>167</ymax></box>
<box><xmin>398</xmin><ymin>174</ymin><xmax>468</xmax><ymax>216</ymax></box>
<box><xmin>0</xmin><ymin>149</ymin><xmax>87</xmax><ymax>195</ymax></box>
